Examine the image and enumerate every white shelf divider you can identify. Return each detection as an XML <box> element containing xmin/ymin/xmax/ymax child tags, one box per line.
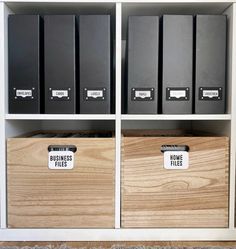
<box><xmin>0</xmin><ymin>2</ymin><xmax>7</xmax><ymax>229</ymax></box>
<box><xmin>5</xmin><ymin>114</ymin><xmax>231</xmax><ymax>121</ymax></box>
<box><xmin>5</xmin><ymin>114</ymin><xmax>116</xmax><ymax>120</ymax></box>
<box><xmin>225</xmin><ymin>3</ymin><xmax>236</xmax><ymax>229</ymax></box>
<box><xmin>115</xmin><ymin>2</ymin><xmax>122</xmax><ymax>229</ymax></box>
<box><xmin>0</xmin><ymin>2</ymin><xmax>12</xmax><ymax>229</ymax></box>
<box><xmin>121</xmin><ymin>114</ymin><xmax>231</xmax><ymax>121</ymax></box>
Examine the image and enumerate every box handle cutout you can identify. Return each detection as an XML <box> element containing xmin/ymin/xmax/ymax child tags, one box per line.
<box><xmin>48</xmin><ymin>145</ymin><xmax>77</xmax><ymax>153</ymax></box>
<box><xmin>161</xmin><ymin>145</ymin><xmax>189</xmax><ymax>153</ymax></box>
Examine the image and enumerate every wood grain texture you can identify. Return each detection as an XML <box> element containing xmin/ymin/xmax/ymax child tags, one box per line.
<box><xmin>7</xmin><ymin>137</ymin><xmax>115</xmax><ymax>228</ymax></box>
<box><xmin>122</xmin><ymin>136</ymin><xmax>229</xmax><ymax>228</ymax></box>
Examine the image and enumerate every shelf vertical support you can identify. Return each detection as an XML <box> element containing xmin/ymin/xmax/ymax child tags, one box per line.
<box><xmin>115</xmin><ymin>2</ymin><xmax>122</xmax><ymax>229</ymax></box>
<box><xmin>229</xmin><ymin>3</ymin><xmax>236</xmax><ymax>229</ymax></box>
<box><xmin>0</xmin><ymin>2</ymin><xmax>8</xmax><ymax>229</ymax></box>
<box><xmin>223</xmin><ymin>3</ymin><xmax>236</xmax><ymax>229</ymax></box>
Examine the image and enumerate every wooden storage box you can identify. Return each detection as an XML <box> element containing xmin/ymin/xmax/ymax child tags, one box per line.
<box><xmin>122</xmin><ymin>130</ymin><xmax>229</xmax><ymax>228</ymax></box>
<box><xmin>7</xmin><ymin>131</ymin><xmax>115</xmax><ymax>228</ymax></box>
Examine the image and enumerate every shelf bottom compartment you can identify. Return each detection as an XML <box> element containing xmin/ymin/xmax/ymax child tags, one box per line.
<box><xmin>4</xmin><ymin>120</ymin><xmax>231</xmax><ymax>229</ymax></box>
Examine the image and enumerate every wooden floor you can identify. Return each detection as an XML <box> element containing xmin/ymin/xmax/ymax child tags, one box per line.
<box><xmin>0</xmin><ymin>242</ymin><xmax>236</xmax><ymax>247</ymax></box>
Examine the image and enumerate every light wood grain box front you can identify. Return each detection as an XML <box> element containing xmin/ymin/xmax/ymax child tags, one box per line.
<box><xmin>7</xmin><ymin>131</ymin><xmax>115</xmax><ymax>228</ymax></box>
<box><xmin>122</xmin><ymin>130</ymin><xmax>229</xmax><ymax>228</ymax></box>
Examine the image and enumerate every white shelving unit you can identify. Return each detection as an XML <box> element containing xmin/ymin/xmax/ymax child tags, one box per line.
<box><xmin>0</xmin><ymin>0</ymin><xmax>236</xmax><ymax>241</ymax></box>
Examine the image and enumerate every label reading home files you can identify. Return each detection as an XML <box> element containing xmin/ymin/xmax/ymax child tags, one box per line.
<box><xmin>79</xmin><ymin>15</ymin><xmax>111</xmax><ymax>114</ymax></box>
<box><xmin>127</xmin><ymin>16</ymin><xmax>159</xmax><ymax>114</ymax></box>
<box><xmin>8</xmin><ymin>15</ymin><xmax>41</xmax><ymax>114</ymax></box>
<box><xmin>164</xmin><ymin>151</ymin><xmax>189</xmax><ymax>170</ymax></box>
<box><xmin>195</xmin><ymin>15</ymin><xmax>226</xmax><ymax>114</ymax></box>
<box><xmin>44</xmin><ymin>15</ymin><xmax>76</xmax><ymax>114</ymax></box>
<box><xmin>162</xmin><ymin>15</ymin><xmax>193</xmax><ymax>114</ymax></box>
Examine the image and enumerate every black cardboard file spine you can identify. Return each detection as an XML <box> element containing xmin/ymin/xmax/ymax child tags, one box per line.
<box><xmin>127</xmin><ymin>16</ymin><xmax>159</xmax><ymax>114</ymax></box>
<box><xmin>8</xmin><ymin>15</ymin><xmax>41</xmax><ymax>114</ymax></box>
<box><xmin>44</xmin><ymin>15</ymin><xmax>76</xmax><ymax>114</ymax></box>
<box><xmin>162</xmin><ymin>15</ymin><xmax>193</xmax><ymax>114</ymax></box>
<box><xmin>79</xmin><ymin>15</ymin><xmax>111</xmax><ymax>114</ymax></box>
<box><xmin>195</xmin><ymin>15</ymin><xmax>226</xmax><ymax>114</ymax></box>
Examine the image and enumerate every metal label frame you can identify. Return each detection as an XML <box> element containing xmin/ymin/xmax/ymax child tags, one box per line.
<box><xmin>166</xmin><ymin>87</ymin><xmax>190</xmax><ymax>101</ymax></box>
<box><xmin>49</xmin><ymin>87</ymin><xmax>71</xmax><ymax>101</ymax></box>
<box><xmin>13</xmin><ymin>87</ymin><xmax>36</xmax><ymax>101</ymax></box>
<box><xmin>83</xmin><ymin>87</ymin><xmax>107</xmax><ymax>101</ymax></box>
<box><xmin>131</xmin><ymin>87</ymin><xmax>155</xmax><ymax>101</ymax></box>
<box><xmin>199</xmin><ymin>87</ymin><xmax>223</xmax><ymax>101</ymax></box>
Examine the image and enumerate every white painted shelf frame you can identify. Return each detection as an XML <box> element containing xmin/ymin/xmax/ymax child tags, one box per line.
<box><xmin>0</xmin><ymin>0</ymin><xmax>236</xmax><ymax>241</ymax></box>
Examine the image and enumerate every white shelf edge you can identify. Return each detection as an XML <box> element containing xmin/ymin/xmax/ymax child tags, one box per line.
<box><xmin>2</xmin><ymin>0</ymin><xmax>234</xmax><ymax>3</ymax></box>
<box><xmin>0</xmin><ymin>228</ymin><xmax>236</xmax><ymax>241</ymax></box>
<box><xmin>0</xmin><ymin>1</ymin><xmax>7</xmax><ymax>229</ymax></box>
<box><xmin>121</xmin><ymin>0</ymin><xmax>233</xmax><ymax>2</ymax></box>
<box><xmin>121</xmin><ymin>114</ymin><xmax>232</xmax><ymax>120</ymax></box>
<box><xmin>5</xmin><ymin>114</ymin><xmax>231</xmax><ymax>121</ymax></box>
<box><xmin>5</xmin><ymin>114</ymin><xmax>116</xmax><ymax>120</ymax></box>
<box><xmin>114</xmin><ymin>2</ymin><xmax>122</xmax><ymax>229</ymax></box>
<box><xmin>226</xmin><ymin>2</ymin><xmax>236</xmax><ymax>229</ymax></box>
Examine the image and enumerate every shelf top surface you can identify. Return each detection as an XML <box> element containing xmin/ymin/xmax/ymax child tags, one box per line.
<box><xmin>121</xmin><ymin>114</ymin><xmax>231</xmax><ymax>120</ymax></box>
<box><xmin>5</xmin><ymin>114</ymin><xmax>231</xmax><ymax>121</ymax></box>
<box><xmin>2</xmin><ymin>0</ymin><xmax>234</xmax><ymax>3</ymax></box>
<box><xmin>5</xmin><ymin>114</ymin><xmax>116</xmax><ymax>120</ymax></box>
